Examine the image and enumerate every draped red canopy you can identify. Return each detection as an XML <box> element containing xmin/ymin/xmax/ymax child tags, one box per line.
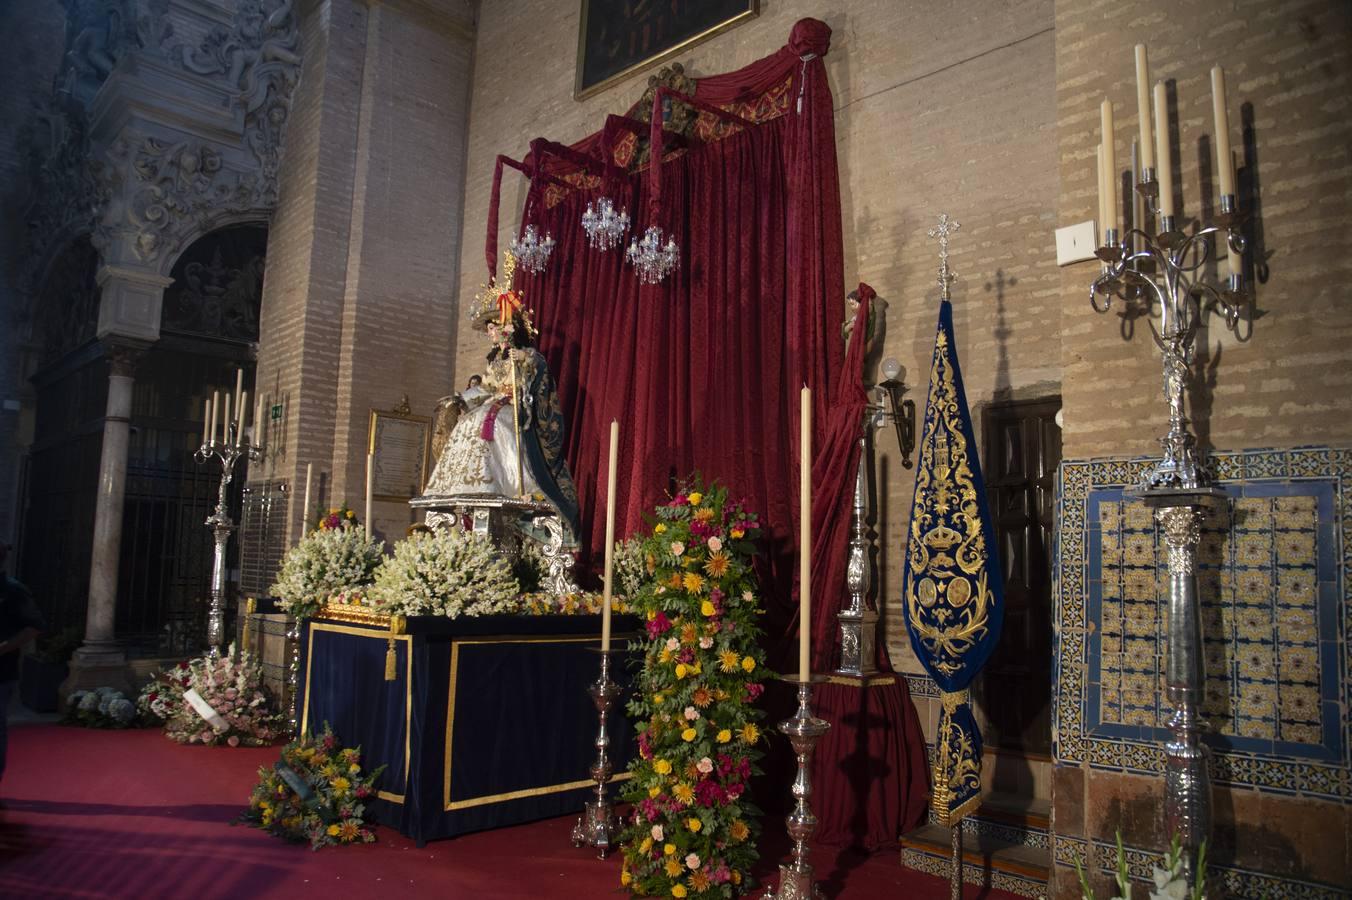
<box><xmin>488</xmin><ymin>18</ymin><xmax>927</xmax><ymax>848</ymax></box>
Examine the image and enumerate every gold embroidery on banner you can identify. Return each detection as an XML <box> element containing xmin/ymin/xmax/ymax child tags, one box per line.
<box><xmin>932</xmin><ymin>689</ymin><xmax>982</xmax><ymax>825</ymax></box>
<box><xmin>904</xmin><ymin>329</ymin><xmax>994</xmax><ymax>677</ymax></box>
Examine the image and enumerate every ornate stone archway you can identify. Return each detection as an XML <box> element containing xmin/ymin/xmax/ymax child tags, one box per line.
<box><xmin>16</xmin><ymin>0</ymin><xmax>302</xmax><ymax>689</ymax></box>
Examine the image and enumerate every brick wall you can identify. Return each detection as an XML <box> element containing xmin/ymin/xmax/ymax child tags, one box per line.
<box><xmin>253</xmin><ymin>0</ymin><xmax>474</xmax><ymax>546</ymax></box>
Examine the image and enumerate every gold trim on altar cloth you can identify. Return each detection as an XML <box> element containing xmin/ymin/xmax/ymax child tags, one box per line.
<box><xmin>823</xmin><ymin>674</ymin><xmax>897</xmax><ymax>688</ymax></box>
<box><xmin>302</xmin><ymin>622</ymin><xmax>414</xmax><ymax>805</ymax></box>
<box><xmin>442</xmin><ymin>635</ymin><xmax>636</xmax><ymax>811</ymax></box>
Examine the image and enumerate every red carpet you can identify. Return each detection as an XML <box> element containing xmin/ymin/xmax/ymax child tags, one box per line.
<box><xmin>0</xmin><ymin>724</ymin><xmax>1023</xmax><ymax>899</ymax></box>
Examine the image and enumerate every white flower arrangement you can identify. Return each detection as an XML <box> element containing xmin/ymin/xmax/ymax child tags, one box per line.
<box><xmin>369</xmin><ymin>528</ymin><xmax>520</xmax><ymax>618</ymax></box>
<box><xmin>271</xmin><ymin>524</ymin><xmax>385</xmax><ymax>619</ymax></box>
<box><xmin>613</xmin><ymin>536</ymin><xmax>646</xmax><ymax>598</ymax></box>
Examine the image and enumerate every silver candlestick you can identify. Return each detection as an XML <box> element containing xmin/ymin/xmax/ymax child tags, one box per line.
<box><xmin>1090</xmin><ymin>157</ymin><xmax>1250</xmax><ymax>886</ymax></box>
<box><xmin>836</xmin><ymin>427</ymin><xmax>878</xmax><ymax>677</ymax></box>
<box><xmin>571</xmin><ymin>648</ymin><xmax>623</xmax><ymax>857</ymax></box>
<box><xmin>287</xmin><ymin>618</ymin><xmax>302</xmax><ymax>736</ymax></box>
<box><xmin>194</xmin><ymin>417</ymin><xmax>263</xmax><ymax>657</ymax></box>
<box><xmin>766</xmin><ymin>677</ymin><xmax>830</xmax><ymax>900</ymax></box>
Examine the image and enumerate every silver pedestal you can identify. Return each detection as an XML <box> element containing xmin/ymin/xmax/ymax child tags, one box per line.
<box><xmin>571</xmin><ymin>649</ymin><xmax>623</xmax><ymax>857</ymax></box>
<box><xmin>836</xmin><ymin>429</ymin><xmax>878</xmax><ymax>677</ymax></box>
<box><xmin>766</xmin><ymin>678</ymin><xmax>830</xmax><ymax>900</ymax></box>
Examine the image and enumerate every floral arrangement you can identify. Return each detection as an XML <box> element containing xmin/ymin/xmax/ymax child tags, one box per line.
<box><xmin>618</xmin><ymin>479</ymin><xmax>769</xmax><ymax>898</ymax></box>
<box><xmin>519</xmin><ymin>592</ymin><xmax>631</xmax><ymax>616</ymax></box>
<box><xmin>314</xmin><ymin>503</ymin><xmax>360</xmax><ymax>532</ymax></box>
<box><xmin>1076</xmin><ymin>832</ymin><xmax>1208</xmax><ymax>900</ymax></box>
<box><xmin>63</xmin><ymin>687</ymin><xmax>138</xmax><ymax>728</ymax></box>
<box><xmin>271</xmin><ymin>516</ymin><xmax>385</xmax><ymax>619</ymax></box>
<box><xmin>137</xmin><ymin>661</ymin><xmax>193</xmax><ymax>724</ymax></box>
<box><xmin>239</xmin><ymin>723</ymin><xmax>383</xmax><ymax>850</ymax></box>
<box><xmin>369</xmin><ymin>528</ymin><xmax>519</xmax><ymax>618</ymax></box>
<box><xmin>163</xmin><ymin>645</ymin><xmax>284</xmax><ymax>747</ymax></box>
<box><xmin>614</xmin><ymin>536</ymin><xmax>647</xmax><ymax>599</ymax></box>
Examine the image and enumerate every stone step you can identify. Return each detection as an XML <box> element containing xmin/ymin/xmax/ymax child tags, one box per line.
<box><xmin>900</xmin><ymin>822</ymin><xmax>1050</xmax><ymax>898</ymax></box>
<box><xmin>972</xmin><ymin>791</ymin><xmax>1051</xmax><ymax>833</ymax></box>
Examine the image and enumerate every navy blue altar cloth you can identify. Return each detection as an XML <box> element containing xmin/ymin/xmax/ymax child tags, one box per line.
<box><xmin>297</xmin><ymin>614</ymin><xmax>641</xmax><ymax>844</ymax></box>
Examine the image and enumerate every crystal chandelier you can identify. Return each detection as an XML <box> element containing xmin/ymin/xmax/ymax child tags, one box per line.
<box><xmin>580</xmin><ymin>197</ymin><xmax>630</xmax><ymax>251</ymax></box>
<box><xmin>510</xmin><ymin>224</ymin><xmax>556</xmax><ymax>274</ymax></box>
<box><xmin>625</xmin><ymin>226</ymin><xmax>679</xmax><ymax>285</ymax></box>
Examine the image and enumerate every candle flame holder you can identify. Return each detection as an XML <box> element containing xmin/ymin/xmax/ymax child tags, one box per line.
<box><xmin>571</xmin><ymin>648</ymin><xmax>624</xmax><ymax>857</ymax></box>
<box><xmin>193</xmin><ymin>420</ymin><xmax>263</xmax><ymax>657</ymax></box>
<box><xmin>765</xmin><ymin>676</ymin><xmax>830</xmax><ymax>900</ymax></box>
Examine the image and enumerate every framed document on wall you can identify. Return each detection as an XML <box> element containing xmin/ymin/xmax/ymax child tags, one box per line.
<box><xmin>575</xmin><ymin>0</ymin><xmax>758</xmax><ymax>100</ymax></box>
<box><xmin>368</xmin><ymin>398</ymin><xmax>432</xmax><ymax>501</ymax></box>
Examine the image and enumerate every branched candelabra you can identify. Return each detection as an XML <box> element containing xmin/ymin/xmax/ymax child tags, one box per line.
<box><xmin>1089</xmin><ymin>151</ymin><xmax>1251</xmax><ymax>888</ymax></box>
<box><xmin>194</xmin><ymin>418</ymin><xmax>263</xmax><ymax>657</ymax></box>
<box><xmin>571</xmin><ymin>649</ymin><xmax>623</xmax><ymax>857</ymax></box>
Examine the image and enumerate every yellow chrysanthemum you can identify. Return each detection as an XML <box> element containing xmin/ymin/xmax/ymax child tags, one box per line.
<box><xmin>640</xmin><ymin>837</ymin><xmax>653</xmax><ymax>854</ymax></box>
<box><xmin>719</xmin><ymin>650</ymin><xmax>740</xmax><ymax>672</ymax></box>
<box><xmin>700</xmin><ymin>600</ymin><xmax>715</xmax><ymax>617</ymax></box>
<box><xmin>704</xmin><ymin>553</ymin><xmax>730</xmax><ymax>578</ymax></box>
<box><xmin>671</xmin><ymin>883</ymin><xmax>687</xmax><ymax>898</ymax></box>
<box><xmin>740</xmin><ymin>723</ymin><xmax>761</xmax><ymax>744</ymax></box>
<box><xmin>660</xmin><ymin>648</ymin><xmax>673</xmax><ymax>664</ymax></box>
<box><xmin>687</xmin><ymin>492</ymin><xmax>703</xmax><ymax>506</ymax></box>
<box><xmin>673</xmin><ymin>782</ymin><xmax>694</xmax><ymax>804</ymax></box>
<box><xmin>682</xmin><ymin>572</ymin><xmax>705</xmax><ymax>593</ymax></box>
<box><xmin>655</xmin><ymin>523</ymin><xmax>667</xmax><ymax>533</ymax></box>
<box><xmin>331</xmin><ymin>776</ymin><xmax>350</xmax><ymax>793</ymax></box>
<box><xmin>686</xmin><ymin>817</ymin><xmax>702</xmax><ymax>833</ymax></box>
<box><xmin>621</xmin><ymin>870</ymin><xmax>633</xmax><ymax>886</ymax></box>
<box><xmin>690</xmin><ymin>870</ymin><xmax>711</xmax><ymax>891</ymax></box>
<box><xmin>692</xmin><ymin>688</ymin><xmax>712</xmax><ymax>707</ymax></box>
<box><xmin>693</xmin><ymin>507</ymin><xmax>715</xmax><ymax>524</ymax></box>
<box><xmin>653</xmin><ymin>759</ymin><xmax>672</xmax><ymax>775</ymax></box>
<box><xmin>339</xmin><ymin>821</ymin><xmax>360</xmax><ymax>841</ymax></box>
<box><xmin>680</xmin><ymin>623</ymin><xmax>697</xmax><ymax>644</ymax></box>
<box><xmin>741</xmin><ymin>656</ymin><xmax>756</xmax><ymax>673</ymax></box>
<box><xmin>730</xmin><ymin>819</ymin><xmax>750</xmax><ymax>842</ymax></box>
<box><xmin>665</xmin><ymin>858</ymin><xmax>684</xmax><ymax>878</ymax></box>
<box><xmin>681</xmin><ymin>727</ymin><xmax>697</xmax><ymax>742</ymax></box>
<box><xmin>717</xmin><ymin>729</ymin><xmax>732</xmax><ymax>744</ymax></box>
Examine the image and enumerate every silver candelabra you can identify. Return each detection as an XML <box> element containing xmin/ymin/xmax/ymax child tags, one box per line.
<box><xmin>194</xmin><ymin>418</ymin><xmax>263</xmax><ymax>657</ymax></box>
<box><xmin>571</xmin><ymin>648</ymin><xmax>623</xmax><ymax>857</ymax></box>
<box><xmin>1089</xmin><ymin>160</ymin><xmax>1250</xmax><ymax>886</ymax></box>
<box><xmin>766</xmin><ymin>677</ymin><xmax>830</xmax><ymax>900</ymax></box>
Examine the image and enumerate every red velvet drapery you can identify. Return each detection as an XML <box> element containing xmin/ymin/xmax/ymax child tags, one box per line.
<box><xmin>506</xmin><ymin>19</ymin><xmax>926</xmax><ymax>848</ymax></box>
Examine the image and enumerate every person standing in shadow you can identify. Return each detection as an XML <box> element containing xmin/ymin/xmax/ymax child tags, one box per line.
<box><xmin>0</xmin><ymin>543</ymin><xmax>44</xmax><ymax>788</ymax></box>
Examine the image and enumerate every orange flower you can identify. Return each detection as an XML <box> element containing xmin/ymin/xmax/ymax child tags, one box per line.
<box><xmin>682</xmin><ymin>572</ymin><xmax>705</xmax><ymax>594</ymax></box>
<box><xmin>668</xmin><ymin>572</ymin><xmax>684</xmax><ymax>589</ymax></box>
<box><xmin>730</xmin><ymin>819</ymin><xmax>750</xmax><ymax>842</ymax></box>
<box><xmin>690</xmin><ymin>871</ymin><xmax>711</xmax><ymax>891</ymax></box>
<box><xmin>719</xmin><ymin>650</ymin><xmax>740</xmax><ymax>672</ymax></box>
<box><xmin>691</xmin><ymin>688</ymin><xmax>712</xmax><ymax>708</ymax></box>
<box><xmin>703</xmin><ymin>553</ymin><xmax>730</xmax><ymax>578</ymax></box>
<box><xmin>680</xmin><ymin>623</ymin><xmax>698</xmax><ymax>645</ymax></box>
<box><xmin>693</xmin><ymin>507</ymin><xmax>716</xmax><ymax>524</ymax></box>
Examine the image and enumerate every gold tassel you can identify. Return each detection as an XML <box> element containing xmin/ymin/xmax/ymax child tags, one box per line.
<box><xmin>384</xmin><ymin>615</ymin><xmax>406</xmax><ymax>681</ymax></box>
<box><xmin>242</xmin><ymin>597</ymin><xmax>257</xmax><ymax>654</ymax></box>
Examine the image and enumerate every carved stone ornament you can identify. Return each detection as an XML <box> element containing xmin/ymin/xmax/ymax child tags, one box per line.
<box><xmin>22</xmin><ymin>0</ymin><xmax>302</xmax><ymax>283</ymax></box>
<box><xmin>625</xmin><ymin>63</ymin><xmax>699</xmax><ymax>169</ymax></box>
<box><xmin>103</xmin><ymin>340</ymin><xmax>144</xmax><ymax>377</ymax></box>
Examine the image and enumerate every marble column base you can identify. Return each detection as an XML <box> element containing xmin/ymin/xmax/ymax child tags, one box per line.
<box><xmin>60</xmin><ymin>643</ymin><xmax>133</xmax><ymax>701</ymax></box>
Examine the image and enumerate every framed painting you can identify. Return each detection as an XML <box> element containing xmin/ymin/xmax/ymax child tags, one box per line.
<box><xmin>367</xmin><ymin>399</ymin><xmax>432</xmax><ymax>501</ymax></box>
<box><xmin>575</xmin><ymin>0</ymin><xmax>759</xmax><ymax>100</ymax></box>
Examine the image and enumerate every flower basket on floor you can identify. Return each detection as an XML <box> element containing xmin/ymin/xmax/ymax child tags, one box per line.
<box><xmin>162</xmin><ymin>645</ymin><xmax>283</xmax><ymax>747</ymax></box>
<box><xmin>62</xmin><ymin>687</ymin><xmax>138</xmax><ymax>728</ymax></box>
<box><xmin>618</xmin><ymin>479</ymin><xmax>769</xmax><ymax>898</ymax></box>
<box><xmin>239</xmin><ymin>723</ymin><xmax>385</xmax><ymax>849</ymax></box>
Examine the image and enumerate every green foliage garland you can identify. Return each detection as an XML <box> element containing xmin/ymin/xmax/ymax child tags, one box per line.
<box><xmin>618</xmin><ymin>479</ymin><xmax>769</xmax><ymax>898</ymax></box>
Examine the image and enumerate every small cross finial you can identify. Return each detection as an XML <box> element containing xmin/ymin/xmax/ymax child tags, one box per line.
<box><xmin>928</xmin><ymin>213</ymin><xmax>960</xmax><ymax>301</ymax></box>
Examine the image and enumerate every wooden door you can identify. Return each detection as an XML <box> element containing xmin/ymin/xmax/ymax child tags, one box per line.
<box><xmin>975</xmin><ymin>397</ymin><xmax>1061</xmax><ymax>754</ymax></box>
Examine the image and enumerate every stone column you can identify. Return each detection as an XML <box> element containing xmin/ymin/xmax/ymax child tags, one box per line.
<box><xmin>63</xmin><ymin>342</ymin><xmax>144</xmax><ymax>694</ymax></box>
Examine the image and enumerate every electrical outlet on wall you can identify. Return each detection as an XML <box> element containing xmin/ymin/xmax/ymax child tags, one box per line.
<box><xmin>1055</xmin><ymin>220</ymin><xmax>1099</xmax><ymax>266</ymax></box>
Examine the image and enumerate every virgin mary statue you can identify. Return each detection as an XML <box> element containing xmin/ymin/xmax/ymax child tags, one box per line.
<box><xmin>423</xmin><ymin>302</ymin><xmax>580</xmax><ymax>539</ymax></box>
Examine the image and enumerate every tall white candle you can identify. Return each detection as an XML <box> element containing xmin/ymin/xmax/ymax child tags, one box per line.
<box><xmin>365</xmin><ymin>452</ymin><xmax>374</xmax><ymax>537</ymax></box>
<box><xmin>210</xmin><ymin>391</ymin><xmax>219</xmax><ymax>444</ymax></box>
<box><xmin>1154</xmin><ymin>82</ymin><xmax>1175</xmax><ymax>218</ymax></box>
<box><xmin>201</xmin><ymin>399</ymin><xmax>210</xmax><ymax>446</ymax></box>
<box><xmin>234</xmin><ymin>368</ymin><xmax>244</xmax><ymax>415</ymax></box>
<box><xmin>1096</xmin><ymin>143</ymin><xmax>1107</xmax><ymax>237</ymax></box>
<box><xmin>1134</xmin><ymin>45</ymin><xmax>1154</xmax><ymax>171</ymax></box>
<box><xmin>253</xmin><ymin>395</ymin><xmax>263</xmax><ymax>444</ymax></box>
<box><xmin>1100</xmin><ymin>99</ymin><xmax>1117</xmax><ymax>234</ymax></box>
<box><xmin>223</xmin><ymin>392</ymin><xmax>231</xmax><ymax>443</ymax></box>
<box><xmin>237</xmin><ymin>390</ymin><xmax>248</xmax><ymax>430</ymax></box>
<box><xmin>1211</xmin><ymin>65</ymin><xmax>1234</xmax><ymax>197</ymax></box>
<box><xmin>601</xmin><ymin>420</ymin><xmax>619</xmax><ymax>653</ymax></box>
<box><xmin>799</xmin><ymin>385</ymin><xmax>811</xmax><ymax>681</ymax></box>
<box><xmin>301</xmin><ymin>463</ymin><xmax>313</xmax><ymax>535</ymax></box>
<box><xmin>1228</xmin><ymin>150</ymin><xmax>1243</xmax><ymax>278</ymax></box>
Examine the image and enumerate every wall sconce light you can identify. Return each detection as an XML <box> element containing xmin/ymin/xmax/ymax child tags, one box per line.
<box><xmin>875</xmin><ymin>356</ymin><xmax>915</xmax><ymax>468</ymax></box>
